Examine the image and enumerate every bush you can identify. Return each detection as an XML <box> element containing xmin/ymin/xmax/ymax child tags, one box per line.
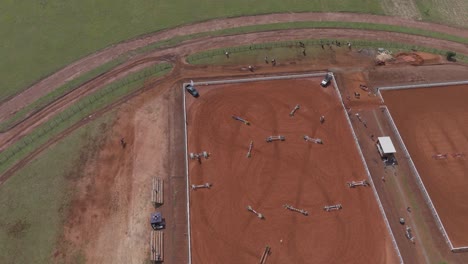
<box><xmin>446</xmin><ymin>51</ymin><xmax>457</xmax><ymax>61</ymax></box>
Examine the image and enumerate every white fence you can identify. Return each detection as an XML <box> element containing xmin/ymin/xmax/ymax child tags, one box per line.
<box><xmin>378</xmin><ymin>82</ymin><xmax>468</xmax><ymax>253</ymax></box>
<box><xmin>331</xmin><ymin>74</ymin><xmax>404</xmax><ymax>263</ymax></box>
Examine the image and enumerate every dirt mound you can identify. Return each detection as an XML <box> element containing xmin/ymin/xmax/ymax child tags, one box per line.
<box><xmin>393</xmin><ymin>52</ymin><xmax>424</xmax><ymax>65</ymax></box>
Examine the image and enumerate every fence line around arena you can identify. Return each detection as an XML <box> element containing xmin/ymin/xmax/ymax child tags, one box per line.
<box><xmin>380</xmin><ymin>105</ymin><xmax>455</xmax><ymax>251</ymax></box>
<box><xmin>0</xmin><ymin>63</ymin><xmax>172</xmax><ymax>171</ymax></box>
<box><xmin>330</xmin><ymin>73</ymin><xmax>404</xmax><ymax>263</ymax></box>
<box><xmin>191</xmin><ymin>72</ymin><xmax>327</xmax><ymax>86</ymax></box>
<box><xmin>182</xmin><ymin>84</ymin><xmax>192</xmax><ymax>264</ymax></box>
<box><xmin>377</xmin><ymin>80</ymin><xmax>468</xmax><ymax>97</ymax></box>
<box><xmin>184</xmin><ymin>72</ymin><xmax>328</xmax><ymax>263</ymax></box>
<box><xmin>186</xmin><ymin>38</ymin><xmax>468</xmax><ymax>64</ymax></box>
<box><xmin>378</xmin><ymin>84</ymin><xmax>468</xmax><ymax>252</ymax></box>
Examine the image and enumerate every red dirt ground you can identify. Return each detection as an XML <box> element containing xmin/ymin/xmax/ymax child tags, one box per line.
<box><xmin>55</xmin><ymin>84</ymin><xmax>188</xmax><ymax>264</ymax></box>
<box><xmin>382</xmin><ymin>85</ymin><xmax>468</xmax><ymax>247</ymax></box>
<box><xmin>186</xmin><ymin>78</ymin><xmax>398</xmax><ymax>263</ymax></box>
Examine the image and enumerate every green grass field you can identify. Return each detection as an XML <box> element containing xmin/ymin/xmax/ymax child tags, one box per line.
<box><xmin>416</xmin><ymin>0</ymin><xmax>468</xmax><ymax>27</ymax></box>
<box><xmin>0</xmin><ymin>112</ymin><xmax>115</xmax><ymax>264</ymax></box>
<box><xmin>0</xmin><ymin>0</ymin><xmax>384</xmax><ymax>101</ymax></box>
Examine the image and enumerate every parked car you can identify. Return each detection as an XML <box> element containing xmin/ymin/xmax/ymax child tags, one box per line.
<box><xmin>185</xmin><ymin>83</ymin><xmax>199</xmax><ymax>98</ymax></box>
<box><xmin>321</xmin><ymin>73</ymin><xmax>332</xmax><ymax>87</ymax></box>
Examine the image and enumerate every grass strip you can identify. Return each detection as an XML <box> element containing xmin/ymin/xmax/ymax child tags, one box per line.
<box><xmin>0</xmin><ymin>63</ymin><xmax>172</xmax><ymax>175</ymax></box>
<box><xmin>186</xmin><ymin>38</ymin><xmax>468</xmax><ymax>65</ymax></box>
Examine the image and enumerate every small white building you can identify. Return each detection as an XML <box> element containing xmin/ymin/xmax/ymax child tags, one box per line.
<box><xmin>376</xmin><ymin>136</ymin><xmax>396</xmax><ymax>159</ymax></box>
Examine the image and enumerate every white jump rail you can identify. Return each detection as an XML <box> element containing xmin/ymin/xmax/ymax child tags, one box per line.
<box><xmin>330</xmin><ymin>73</ymin><xmax>404</xmax><ymax>263</ymax></box>
<box><xmin>378</xmin><ymin>82</ymin><xmax>468</xmax><ymax>253</ymax></box>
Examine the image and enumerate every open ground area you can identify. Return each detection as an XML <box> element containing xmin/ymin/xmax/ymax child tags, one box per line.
<box><xmin>382</xmin><ymin>85</ymin><xmax>468</xmax><ymax>247</ymax></box>
<box><xmin>2</xmin><ymin>3</ymin><xmax>468</xmax><ymax>262</ymax></box>
<box><xmin>186</xmin><ymin>77</ymin><xmax>398</xmax><ymax>263</ymax></box>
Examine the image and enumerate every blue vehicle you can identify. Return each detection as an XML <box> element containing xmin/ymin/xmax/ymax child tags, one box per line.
<box><xmin>185</xmin><ymin>80</ymin><xmax>199</xmax><ymax>98</ymax></box>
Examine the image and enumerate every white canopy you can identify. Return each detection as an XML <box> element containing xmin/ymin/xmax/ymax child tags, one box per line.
<box><xmin>377</xmin><ymin>137</ymin><xmax>396</xmax><ymax>154</ymax></box>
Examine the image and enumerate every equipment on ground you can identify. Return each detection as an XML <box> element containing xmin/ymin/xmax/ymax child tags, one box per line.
<box><xmin>323</xmin><ymin>204</ymin><xmax>342</xmax><ymax>212</ymax></box>
<box><xmin>266</xmin><ymin>136</ymin><xmax>285</xmax><ymax>142</ymax></box>
<box><xmin>150</xmin><ymin>212</ymin><xmax>166</xmax><ymax>230</ymax></box>
<box><xmin>359</xmin><ymin>84</ymin><xmax>369</xmax><ymax>92</ymax></box>
<box><xmin>320</xmin><ymin>116</ymin><xmax>325</xmax><ymax>124</ymax></box>
<box><xmin>247</xmin><ymin>141</ymin><xmax>253</xmax><ymax>158</ymax></box>
<box><xmin>259</xmin><ymin>246</ymin><xmax>271</xmax><ymax>264</ymax></box>
<box><xmin>405</xmin><ymin>226</ymin><xmax>415</xmax><ymax>244</ymax></box>
<box><xmin>232</xmin><ymin>115</ymin><xmax>251</xmax><ymax>125</ymax></box>
<box><xmin>191</xmin><ymin>183</ymin><xmax>212</xmax><ymax>190</ymax></box>
<box><xmin>284</xmin><ymin>204</ymin><xmax>308</xmax><ymax>216</ymax></box>
<box><xmin>247</xmin><ymin>205</ymin><xmax>264</xmax><ymax>219</ymax></box>
<box><xmin>189</xmin><ymin>151</ymin><xmax>209</xmax><ymax>162</ymax></box>
<box><xmin>399</xmin><ymin>217</ymin><xmax>405</xmax><ymax>225</ymax></box>
<box><xmin>347</xmin><ymin>180</ymin><xmax>370</xmax><ymax>188</ymax></box>
<box><xmin>303</xmin><ymin>135</ymin><xmax>323</xmax><ymax>144</ymax></box>
<box><xmin>321</xmin><ymin>73</ymin><xmax>332</xmax><ymax>87</ymax></box>
<box><xmin>355</xmin><ymin>113</ymin><xmax>361</xmax><ymax>121</ymax></box>
<box><xmin>432</xmin><ymin>153</ymin><xmax>448</xmax><ymax>160</ymax></box>
<box><xmin>289</xmin><ymin>104</ymin><xmax>300</xmax><ymax>117</ymax></box>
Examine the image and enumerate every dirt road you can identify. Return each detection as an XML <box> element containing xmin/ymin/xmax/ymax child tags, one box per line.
<box><xmin>2</xmin><ymin>12</ymin><xmax>468</xmax><ymax>123</ymax></box>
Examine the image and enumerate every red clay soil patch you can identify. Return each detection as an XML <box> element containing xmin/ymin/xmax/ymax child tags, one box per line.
<box><xmin>382</xmin><ymin>85</ymin><xmax>468</xmax><ymax>247</ymax></box>
<box><xmin>393</xmin><ymin>52</ymin><xmax>424</xmax><ymax>65</ymax></box>
<box><xmin>56</xmin><ymin>109</ymin><xmax>137</xmax><ymax>263</ymax></box>
<box><xmin>186</xmin><ymin>78</ymin><xmax>398</xmax><ymax>263</ymax></box>
<box><xmin>415</xmin><ymin>52</ymin><xmax>443</xmax><ymax>64</ymax></box>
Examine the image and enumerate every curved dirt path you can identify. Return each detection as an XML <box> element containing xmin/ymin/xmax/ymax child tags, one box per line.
<box><xmin>1</xmin><ymin>27</ymin><xmax>468</xmax><ymax>155</ymax></box>
<box><xmin>1</xmin><ymin>12</ymin><xmax>468</xmax><ymax>122</ymax></box>
<box><xmin>0</xmin><ymin>27</ymin><xmax>467</xmax><ymax>264</ymax></box>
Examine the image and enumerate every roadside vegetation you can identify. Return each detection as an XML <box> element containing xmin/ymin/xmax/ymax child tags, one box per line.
<box><xmin>134</xmin><ymin>21</ymin><xmax>467</xmax><ymax>56</ymax></box>
<box><xmin>186</xmin><ymin>39</ymin><xmax>468</xmax><ymax>65</ymax></box>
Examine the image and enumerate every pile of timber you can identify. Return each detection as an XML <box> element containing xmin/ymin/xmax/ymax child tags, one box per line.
<box><xmin>150</xmin><ymin>231</ymin><xmax>164</xmax><ymax>262</ymax></box>
<box><xmin>152</xmin><ymin>177</ymin><xmax>164</xmax><ymax>206</ymax></box>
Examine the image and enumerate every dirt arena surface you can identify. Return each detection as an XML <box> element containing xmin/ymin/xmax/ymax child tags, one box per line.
<box><xmin>382</xmin><ymin>85</ymin><xmax>468</xmax><ymax>247</ymax></box>
<box><xmin>186</xmin><ymin>77</ymin><xmax>398</xmax><ymax>263</ymax></box>
<box><xmin>54</xmin><ymin>85</ymin><xmax>188</xmax><ymax>264</ymax></box>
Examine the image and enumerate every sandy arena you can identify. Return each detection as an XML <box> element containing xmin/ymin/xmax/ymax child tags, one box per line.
<box><xmin>186</xmin><ymin>77</ymin><xmax>398</xmax><ymax>263</ymax></box>
<box><xmin>382</xmin><ymin>85</ymin><xmax>468</xmax><ymax>248</ymax></box>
